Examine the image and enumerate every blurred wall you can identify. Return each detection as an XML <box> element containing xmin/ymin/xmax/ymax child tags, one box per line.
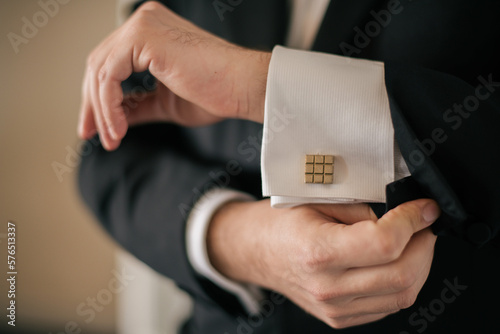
<box><xmin>0</xmin><ymin>0</ymin><xmax>119</xmax><ymax>332</ymax></box>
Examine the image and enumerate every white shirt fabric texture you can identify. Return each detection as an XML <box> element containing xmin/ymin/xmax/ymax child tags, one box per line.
<box><xmin>185</xmin><ymin>0</ymin><xmax>411</xmax><ymax>314</ymax></box>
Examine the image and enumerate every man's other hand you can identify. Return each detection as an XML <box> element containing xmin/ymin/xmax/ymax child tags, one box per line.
<box><xmin>78</xmin><ymin>1</ymin><xmax>270</xmax><ymax>150</ymax></box>
<box><xmin>207</xmin><ymin>199</ymin><xmax>440</xmax><ymax>329</ymax></box>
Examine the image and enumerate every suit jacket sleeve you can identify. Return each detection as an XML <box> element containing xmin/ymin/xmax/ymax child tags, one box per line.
<box><xmin>78</xmin><ymin>123</ymin><xmax>257</xmax><ymax>316</ymax></box>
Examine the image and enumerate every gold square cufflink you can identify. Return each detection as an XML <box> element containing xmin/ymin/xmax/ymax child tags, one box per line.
<box><xmin>305</xmin><ymin>155</ymin><xmax>334</xmax><ymax>184</ymax></box>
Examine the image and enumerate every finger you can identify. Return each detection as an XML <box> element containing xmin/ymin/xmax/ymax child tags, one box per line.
<box><xmin>335</xmin><ymin>229</ymin><xmax>436</xmax><ymax>297</ymax></box>
<box><xmin>283</xmin><ymin>288</ymin><xmax>390</xmax><ymax>330</ymax></box>
<box><xmin>341</xmin><ymin>248</ymin><xmax>432</xmax><ymax>317</ymax></box>
<box><xmin>328</xmin><ymin>251</ymin><xmax>432</xmax><ymax>324</ymax></box>
<box><xmin>78</xmin><ymin>104</ymin><xmax>97</xmax><ymax>140</ymax></box>
<box><xmin>83</xmin><ymin>33</ymin><xmax>121</xmax><ymax>149</ymax></box>
<box><xmin>298</xmin><ymin>230</ymin><xmax>434</xmax><ymax>328</ymax></box>
<box><xmin>281</xmin><ymin>286</ymin><xmax>390</xmax><ymax>329</ymax></box>
<box><xmin>89</xmin><ymin>66</ymin><xmax>116</xmax><ymax>150</ymax></box>
<box><xmin>78</xmin><ymin>70</ymin><xmax>97</xmax><ymax>139</ymax></box>
<box><xmin>324</xmin><ymin>312</ymin><xmax>392</xmax><ymax>330</ymax></box>
<box><xmin>99</xmin><ymin>50</ymin><xmax>136</xmax><ymax>142</ymax></box>
<box><xmin>312</xmin><ymin>203</ymin><xmax>378</xmax><ymax>225</ymax></box>
<box><xmin>282</xmin><ymin>270</ymin><xmax>401</xmax><ymax>329</ymax></box>
<box><xmin>322</xmin><ymin>199</ymin><xmax>439</xmax><ymax>268</ymax></box>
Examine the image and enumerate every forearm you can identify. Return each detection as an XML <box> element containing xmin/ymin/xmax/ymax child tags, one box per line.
<box><xmin>207</xmin><ymin>200</ymin><xmax>272</xmax><ymax>287</ymax></box>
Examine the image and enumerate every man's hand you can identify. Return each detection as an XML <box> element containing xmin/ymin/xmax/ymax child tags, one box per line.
<box><xmin>78</xmin><ymin>1</ymin><xmax>270</xmax><ymax>150</ymax></box>
<box><xmin>207</xmin><ymin>199</ymin><xmax>440</xmax><ymax>329</ymax></box>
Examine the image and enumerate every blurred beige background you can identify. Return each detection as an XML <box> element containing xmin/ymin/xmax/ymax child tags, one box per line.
<box><xmin>0</xmin><ymin>1</ymin><xmax>190</xmax><ymax>333</ymax></box>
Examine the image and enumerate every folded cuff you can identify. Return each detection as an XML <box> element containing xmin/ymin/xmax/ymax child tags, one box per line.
<box><xmin>261</xmin><ymin>46</ymin><xmax>396</xmax><ymax>206</ymax></box>
<box><xmin>185</xmin><ymin>188</ymin><xmax>264</xmax><ymax>314</ymax></box>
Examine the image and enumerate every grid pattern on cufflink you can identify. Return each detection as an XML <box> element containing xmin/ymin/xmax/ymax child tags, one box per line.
<box><xmin>305</xmin><ymin>155</ymin><xmax>334</xmax><ymax>184</ymax></box>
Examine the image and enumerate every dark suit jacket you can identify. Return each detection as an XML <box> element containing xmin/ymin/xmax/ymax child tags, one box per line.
<box><xmin>78</xmin><ymin>0</ymin><xmax>500</xmax><ymax>333</ymax></box>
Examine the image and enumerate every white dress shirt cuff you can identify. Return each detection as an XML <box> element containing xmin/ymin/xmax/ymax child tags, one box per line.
<box><xmin>185</xmin><ymin>188</ymin><xmax>264</xmax><ymax>314</ymax></box>
<box><xmin>262</xmin><ymin>45</ymin><xmax>397</xmax><ymax>207</ymax></box>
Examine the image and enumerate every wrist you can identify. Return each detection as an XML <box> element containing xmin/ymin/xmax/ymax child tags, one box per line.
<box><xmin>233</xmin><ymin>50</ymin><xmax>271</xmax><ymax>124</ymax></box>
<box><xmin>207</xmin><ymin>200</ymin><xmax>269</xmax><ymax>285</ymax></box>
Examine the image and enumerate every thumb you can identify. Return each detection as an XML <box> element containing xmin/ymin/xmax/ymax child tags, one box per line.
<box><xmin>322</xmin><ymin>199</ymin><xmax>440</xmax><ymax>268</ymax></box>
<box><xmin>377</xmin><ymin>198</ymin><xmax>441</xmax><ymax>237</ymax></box>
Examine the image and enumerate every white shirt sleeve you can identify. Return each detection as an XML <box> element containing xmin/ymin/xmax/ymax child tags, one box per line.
<box><xmin>185</xmin><ymin>188</ymin><xmax>264</xmax><ymax>314</ymax></box>
<box><xmin>261</xmin><ymin>45</ymin><xmax>409</xmax><ymax>208</ymax></box>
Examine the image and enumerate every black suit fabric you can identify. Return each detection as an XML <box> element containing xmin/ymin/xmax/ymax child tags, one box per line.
<box><xmin>79</xmin><ymin>0</ymin><xmax>500</xmax><ymax>333</ymax></box>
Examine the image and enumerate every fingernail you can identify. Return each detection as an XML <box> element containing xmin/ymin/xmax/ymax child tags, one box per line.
<box><xmin>422</xmin><ymin>202</ymin><xmax>440</xmax><ymax>223</ymax></box>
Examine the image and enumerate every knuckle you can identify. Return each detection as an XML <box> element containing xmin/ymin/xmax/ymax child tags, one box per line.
<box><xmin>396</xmin><ymin>289</ymin><xmax>418</xmax><ymax>310</ymax></box>
<box><xmin>98</xmin><ymin>67</ymin><xmax>108</xmax><ymax>83</ymax></box>
<box><xmin>307</xmin><ymin>284</ymin><xmax>329</xmax><ymax>302</ymax></box>
<box><xmin>137</xmin><ymin>0</ymin><xmax>162</xmax><ymax>13</ymax></box>
<box><xmin>122</xmin><ymin>21</ymin><xmax>143</xmax><ymax>42</ymax></box>
<box><xmin>324</xmin><ymin>306</ymin><xmax>347</xmax><ymax>320</ymax></box>
<box><xmin>313</xmin><ymin>291</ymin><xmax>332</xmax><ymax>302</ymax></box>
<box><xmin>391</xmin><ymin>269</ymin><xmax>417</xmax><ymax>290</ymax></box>
<box><xmin>126</xmin><ymin>8</ymin><xmax>154</xmax><ymax>36</ymax></box>
<box><xmin>306</xmin><ymin>282</ymin><xmax>338</xmax><ymax>302</ymax></box>
<box><xmin>301</xmin><ymin>245</ymin><xmax>331</xmax><ymax>273</ymax></box>
<box><xmin>391</xmin><ymin>201</ymin><xmax>419</xmax><ymax>223</ymax></box>
<box><xmin>297</xmin><ymin>228</ymin><xmax>337</xmax><ymax>272</ymax></box>
<box><xmin>372</xmin><ymin>230</ymin><xmax>400</xmax><ymax>262</ymax></box>
<box><xmin>327</xmin><ymin>318</ymin><xmax>351</xmax><ymax>330</ymax></box>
